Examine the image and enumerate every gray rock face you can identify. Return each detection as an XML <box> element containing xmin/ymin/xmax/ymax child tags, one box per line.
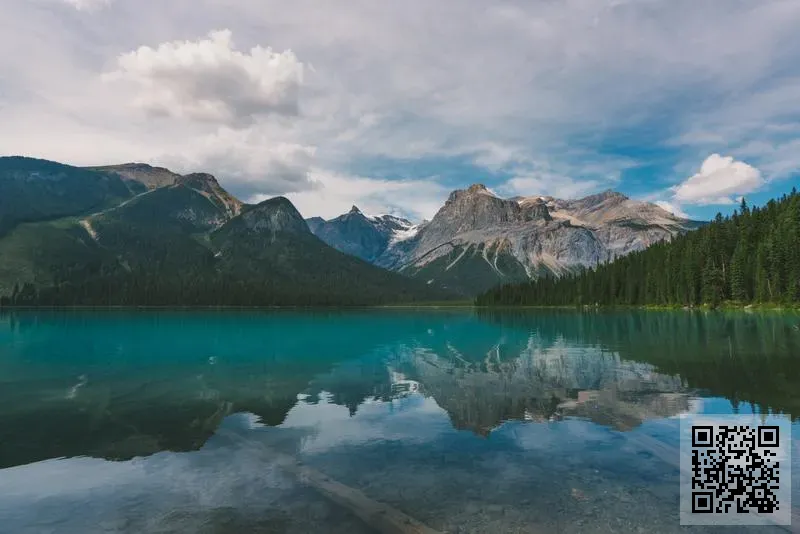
<box><xmin>409</xmin><ymin>184</ymin><xmax>551</xmax><ymax>260</ymax></box>
<box><xmin>88</xmin><ymin>163</ymin><xmax>182</xmax><ymax>193</ymax></box>
<box><xmin>178</xmin><ymin>173</ymin><xmax>243</xmax><ymax>220</ymax></box>
<box><xmin>318</xmin><ymin>184</ymin><xmax>700</xmax><ymax>295</ymax></box>
<box><xmin>305</xmin><ymin>216</ymin><xmax>326</xmax><ymax>235</ymax></box>
<box><xmin>306</xmin><ymin>207</ymin><xmax>417</xmax><ymax>263</ymax></box>
<box><xmin>241</xmin><ymin>196</ymin><xmax>310</xmax><ymax>235</ymax></box>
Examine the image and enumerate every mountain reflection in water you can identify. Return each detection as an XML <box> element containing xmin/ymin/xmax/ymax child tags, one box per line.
<box><xmin>0</xmin><ymin>309</ymin><xmax>798</xmax><ymax>533</ymax></box>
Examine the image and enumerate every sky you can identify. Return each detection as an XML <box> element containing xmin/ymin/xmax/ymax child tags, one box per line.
<box><xmin>2</xmin><ymin>0</ymin><xmax>799</xmax><ymax>222</ymax></box>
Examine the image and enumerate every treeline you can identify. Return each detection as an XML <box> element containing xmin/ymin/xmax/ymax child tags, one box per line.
<box><xmin>0</xmin><ymin>221</ymin><xmax>452</xmax><ymax>307</ymax></box>
<box><xmin>0</xmin><ymin>269</ymin><xmax>438</xmax><ymax>307</ymax></box>
<box><xmin>477</xmin><ymin>188</ymin><xmax>800</xmax><ymax>307</ymax></box>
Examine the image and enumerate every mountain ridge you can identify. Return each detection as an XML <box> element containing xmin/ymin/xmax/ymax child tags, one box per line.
<box><xmin>309</xmin><ymin>183</ymin><xmax>702</xmax><ymax>296</ymax></box>
<box><xmin>306</xmin><ymin>207</ymin><xmax>418</xmax><ymax>263</ymax></box>
<box><xmin>0</xmin><ymin>156</ymin><xmax>453</xmax><ymax>305</ymax></box>
<box><xmin>0</xmin><ymin>155</ymin><xmax>704</xmax><ymax>301</ymax></box>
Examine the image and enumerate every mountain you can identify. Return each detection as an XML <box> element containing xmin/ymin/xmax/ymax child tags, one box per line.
<box><xmin>477</xmin><ymin>188</ymin><xmax>800</xmax><ymax>307</ymax></box>
<box><xmin>305</xmin><ymin>206</ymin><xmax>419</xmax><ymax>263</ymax></box>
<box><xmin>310</xmin><ymin>184</ymin><xmax>700</xmax><ymax>296</ymax></box>
<box><xmin>0</xmin><ymin>157</ymin><xmax>453</xmax><ymax>306</ymax></box>
<box><xmin>86</xmin><ymin>163</ymin><xmax>183</xmax><ymax>193</ymax></box>
<box><xmin>0</xmin><ymin>157</ymin><xmax>134</xmax><ymax>237</ymax></box>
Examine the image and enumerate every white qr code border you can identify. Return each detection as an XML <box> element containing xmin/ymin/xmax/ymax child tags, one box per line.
<box><xmin>679</xmin><ymin>413</ymin><xmax>792</xmax><ymax>526</ymax></box>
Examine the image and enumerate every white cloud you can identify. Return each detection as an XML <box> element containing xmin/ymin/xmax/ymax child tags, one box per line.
<box><xmin>103</xmin><ymin>30</ymin><xmax>304</xmax><ymax>125</ymax></box>
<box><xmin>265</xmin><ymin>171</ymin><xmax>451</xmax><ymax>221</ymax></box>
<box><xmin>655</xmin><ymin>201</ymin><xmax>690</xmax><ymax>219</ymax></box>
<box><xmin>3</xmin><ymin>0</ymin><xmax>800</xmax><ymax>217</ymax></box>
<box><xmin>672</xmin><ymin>154</ymin><xmax>764</xmax><ymax>205</ymax></box>
<box><xmin>63</xmin><ymin>0</ymin><xmax>112</xmax><ymax>11</ymax></box>
<box><xmin>496</xmin><ymin>155</ymin><xmax>627</xmax><ymax>200</ymax></box>
<box><xmin>157</xmin><ymin>125</ymin><xmax>318</xmax><ymax>197</ymax></box>
<box><xmin>736</xmin><ymin>137</ymin><xmax>800</xmax><ymax>180</ymax></box>
<box><xmin>501</xmin><ymin>174</ymin><xmax>606</xmax><ymax>200</ymax></box>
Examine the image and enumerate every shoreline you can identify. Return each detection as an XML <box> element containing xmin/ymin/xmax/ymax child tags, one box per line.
<box><xmin>1</xmin><ymin>302</ymin><xmax>799</xmax><ymax>313</ymax></box>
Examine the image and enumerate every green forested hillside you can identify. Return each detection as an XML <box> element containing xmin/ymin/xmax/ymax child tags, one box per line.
<box><xmin>477</xmin><ymin>188</ymin><xmax>800</xmax><ymax>307</ymax></box>
<box><xmin>0</xmin><ymin>166</ymin><xmax>455</xmax><ymax>306</ymax></box>
<box><xmin>0</xmin><ymin>157</ymin><xmax>133</xmax><ymax>236</ymax></box>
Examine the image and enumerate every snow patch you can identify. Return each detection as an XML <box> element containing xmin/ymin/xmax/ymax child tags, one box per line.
<box><xmin>389</xmin><ymin>224</ymin><xmax>420</xmax><ymax>245</ymax></box>
<box><xmin>482</xmin><ymin>243</ymin><xmax>503</xmax><ymax>276</ymax></box>
<box><xmin>445</xmin><ymin>246</ymin><xmax>470</xmax><ymax>271</ymax></box>
<box><xmin>372</xmin><ymin>213</ymin><xmax>410</xmax><ymax>223</ymax></box>
<box><xmin>80</xmin><ymin>219</ymin><xmax>99</xmax><ymax>241</ymax></box>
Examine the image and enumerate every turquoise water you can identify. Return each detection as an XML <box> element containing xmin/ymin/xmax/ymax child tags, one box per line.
<box><xmin>0</xmin><ymin>309</ymin><xmax>799</xmax><ymax>533</ymax></box>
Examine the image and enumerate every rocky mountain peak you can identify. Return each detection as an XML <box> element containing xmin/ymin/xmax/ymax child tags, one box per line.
<box><xmin>240</xmin><ymin>196</ymin><xmax>310</xmax><ymax>235</ymax></box>
<box><xmin>306</xmin><ymin>206</ymin><xmax>420</xmax><ymax>263</ymax></box>
<box><xmin>519</xmin><ymin>197</ymin><xmax>552</xmax><ymax>222</ymax></box>
<box><xmin>583</xmin><ymin>190</ymin><xmax>629</xmax><ymax>206</ymax></box>
<box><xmin>434</xmin><ymin>183</ymin><xmax>547</xmax><ymax>237</ymax></box>
<box><xmin>467</xmin><ymin>183</ymin><xmax>490</xmax><ymax>194</ymax></box>
<box><xmin>177</xmin><ymin>172</ymin><xmax>243</xmax><ymax>218</ymax></box>
<box><xmin>179</xmin><ymin>172</ymin><xmax>220</xmax><ymax>190</ymax></box>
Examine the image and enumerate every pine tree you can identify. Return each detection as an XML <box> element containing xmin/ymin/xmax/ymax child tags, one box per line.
<box><xmin>730</xmin><ymin>242</ymin><xmax>748</xmax><ymax>301</ymax></box>
<box><xmin>702</xmin><ymin>258</ymin><xmax>724</xmax><ymax>307</ymax></box>
<box><xmin>754</xmin><ymin>241</ymin><xmax>770</xmax><ymax>302</ymax></box>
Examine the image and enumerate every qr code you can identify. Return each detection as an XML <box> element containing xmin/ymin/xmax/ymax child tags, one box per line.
<box><xmin>680</xmin><ymin>414</ymin><xmax>791</xmax><ymax>526</ymax></box>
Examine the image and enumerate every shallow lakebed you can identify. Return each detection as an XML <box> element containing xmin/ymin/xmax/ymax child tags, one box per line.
<box><xmin>1</xmin><ymin>309</ymin><xmax>798</xmax><ymax>533</ymax></box>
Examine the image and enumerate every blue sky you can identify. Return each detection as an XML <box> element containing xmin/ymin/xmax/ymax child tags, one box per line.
<box><xmin>1</xmin><ymin>0</ymin><xmax>799</xmax><ymax>221</ymax></box>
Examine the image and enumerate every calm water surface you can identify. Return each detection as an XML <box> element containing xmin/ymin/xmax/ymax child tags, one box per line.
<box><xmin>1</xmin><ymin>309</ymin><xmax>799</xmax><ymax>533</ymax></box>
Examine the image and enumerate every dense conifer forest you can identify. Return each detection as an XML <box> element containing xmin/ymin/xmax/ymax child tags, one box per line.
<box><xmin>476</xmin><ymin>188</ymin><xmax>800</xmax><ymax>307</ymax></box>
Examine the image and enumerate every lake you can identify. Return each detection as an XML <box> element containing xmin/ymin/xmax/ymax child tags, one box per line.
<box><xmin>1</xmin><ymin>309</ymin><xmax>799</xmax><ymax>533</ymax></box>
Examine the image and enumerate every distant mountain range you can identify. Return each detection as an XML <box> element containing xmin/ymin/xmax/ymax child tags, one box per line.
<box><xmin>0</xmin><ymin>157</ymin><xmax>452</xmax><ymax>305</ymax></box>
<box><xmin>306</xmin><ymin>206</ymin><xmax>418</xmax><ymax>264</ymax></box>
<box><xmin>0</xmin><ymin>156</ymin><xmax>702</xmax><ymax>304</ymax></box>
<box><xmin>308</xmin><ymin>184</ymin><xmax>702</xmax><ymax>296</ymax></box>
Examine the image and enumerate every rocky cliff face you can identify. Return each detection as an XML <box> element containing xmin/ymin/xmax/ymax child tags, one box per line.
<box><xmin>313</xmin><ymin>185</ymin><xmax>700</xmax><ymax>296</ymax></box>
<box><xmin>239</xmin><ymin>196</ymin><xmax>310</xmax><ymax>235</ymax></box>
<box><xmin>179</xmin><ymin>173</ymin><xmax>243</xmax><ymax>220</ymax></box>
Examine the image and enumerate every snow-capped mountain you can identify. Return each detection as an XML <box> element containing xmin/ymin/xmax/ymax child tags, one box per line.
<box><xmin>306</xmin><ymin>206</ymin><xmax>421</xmax><ymax>263</ymax></box>
<box><xmin>311</xmin><ymin>185</ymin><xmax>702</xmax><ymax>296</ymax></box>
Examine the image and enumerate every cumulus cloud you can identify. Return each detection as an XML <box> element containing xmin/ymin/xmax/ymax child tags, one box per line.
<box><xmin>158</xmin><ymin>126</ymin><xmax>318</xmax><ymax>198</ymax></box>
<box><xmin>496</xmin><ymin>156</ymin><xmax>627</xmax><ymax>200</ymax></box>
<box><xmin>672</xmin><ymin>154</ymin><xmax>764</xmax><ymax>205</ymax></box>
<box><xmin>655</xmin><ymin>201</ymin><xmax>690</xmax><ymax>219</ymax></box>
<box><xmin>104</xmin><ymin>30</ymin><xmax>304</xmax><ymax>125</ymax></box>
<box><xmin>63</xmin><ymin>0</ymin><xmax>112</xmax><ymax>10</ymax></box>
<box><xmin>501</xmin><ymin>174</ymin><xmax>607</xmax><ymax>200</ymax></box>
<box><xmin>4</xmin><ymin>0</ymin><xmax>800</xmax><ymax>217</ymax></box>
